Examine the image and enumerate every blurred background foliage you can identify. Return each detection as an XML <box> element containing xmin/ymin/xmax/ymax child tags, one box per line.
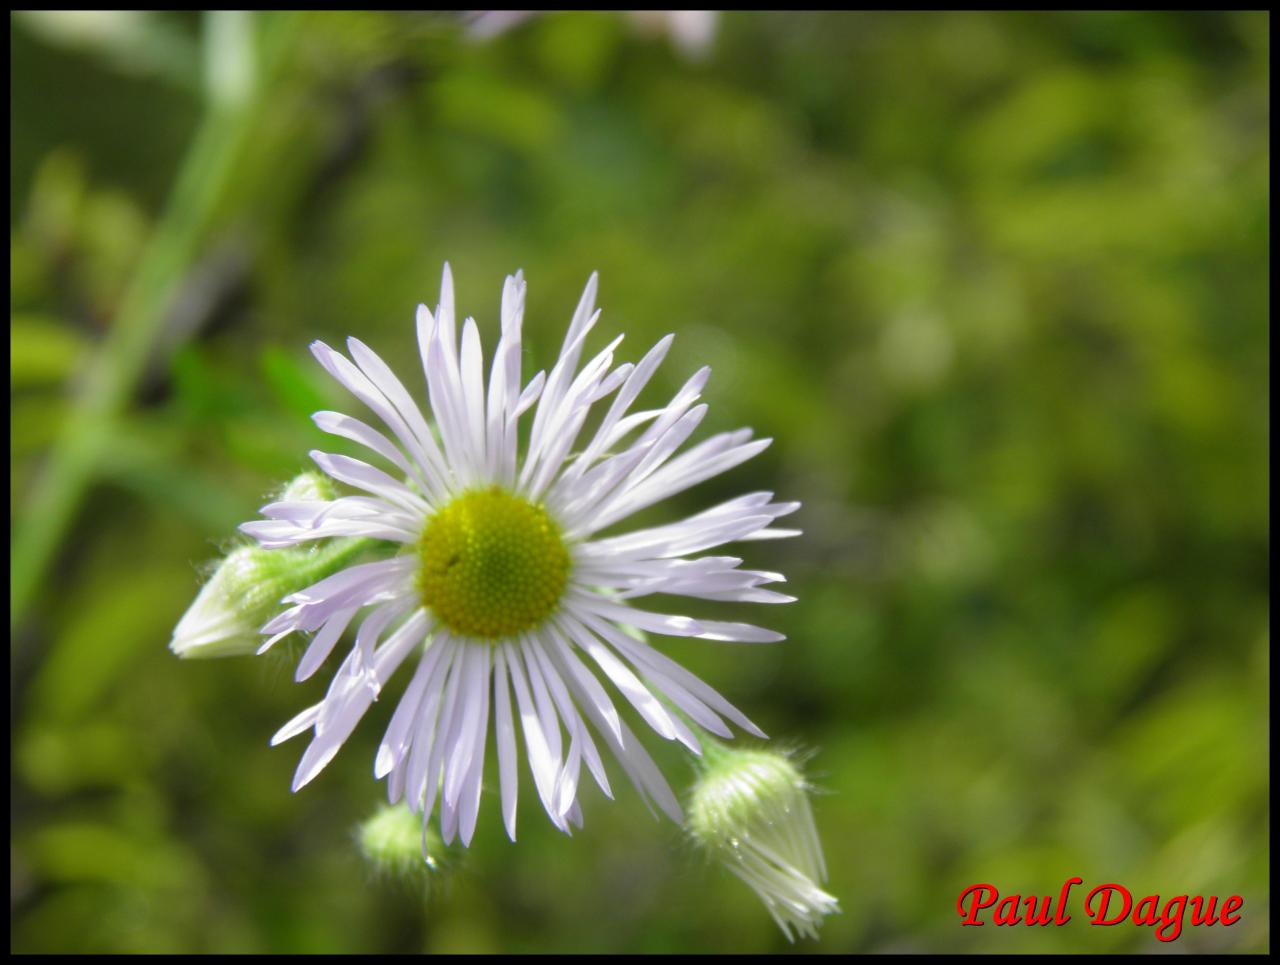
<box><xmin>9</xmin><ymin>10</ymin><xmax>1269</xmax><ymax>954</ymax></box>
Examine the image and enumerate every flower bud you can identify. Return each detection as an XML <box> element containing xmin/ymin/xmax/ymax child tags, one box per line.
<box><xmin>277</xmin><ymin>470</ymin><xmax>336</xmax><ymax>504</ymax></box>
<box><xmin>358</xmin><ymin>802</ymin><xmax>445</xmax><ymax>879</ymax></box>
<box><xmin>688</xmin><ymin>744</ymin><xmax>839</xmax><ymax>942</ymax></box>
<box><xmin>169</xmin><ymin>472</ymin><xmax>366</xmax><ymax>659</ymax></box>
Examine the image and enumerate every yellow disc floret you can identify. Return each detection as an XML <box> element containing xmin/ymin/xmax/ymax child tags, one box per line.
<box><xmin>417</xmin><ymin>486</ymin><xmax>570</xmax><ymax>640</ymax></box>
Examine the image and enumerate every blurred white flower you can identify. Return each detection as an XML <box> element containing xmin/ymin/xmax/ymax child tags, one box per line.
<box><xmin>15</xmin><ymin>10</ymin><xmax>199</xmax><ymax>86</ymax></box>
<box><xmin>466</xmin><ymin>10</ymin><xmax>719</xmax><ymax>60</ymax></box>
<box><xmin>16</xmin><ymin>10</ymin><xmax>151</xmax><ymax>50</ymax></box>
<box><xmin>464</xmin><ymin>10</ymin><xmax>539</xmax><ymax>40</ymax></box>
<box><xmin>626</xmin><ymin>11</ymin><xmax>718</xmax><ymax>59</ymax></box>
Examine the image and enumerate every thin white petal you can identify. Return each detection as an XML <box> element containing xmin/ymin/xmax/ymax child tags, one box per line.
<box><xmin>457</xmin><ymin>645</ymin><xmax>491</xmax><ymax>846</ymax></box>
<box><xmin>556</xmin><ymin>614</ymin><xmax>682</xmax><ymax>745</ymax></box>
<box><xmin>694</xmin><ymin>620</ymin><xmax>786</xmax><ymax>643</ymax></box>
<box><xmin>566</xmin><ymin>592</ymin><xmax>703</xmax><ymax>638</ymax></box>
<box><xmin>309</xmin><ymin>450</ymin><xmax>430</xmax><ymax>517</ymax></box>
<box><xmin>528</xmin><ymin>635</ymin><xmax>613</xmax><ymax>800</ymax></box>
<box><xmin>375</xmin><ymin>634</ymin><xmax>451</xmax><ymax>778</ymax></box>
<box><xmin>271</xmin><ymin>703</ymin><xmax>321</xmax><ymax>745</ymax></box>
<box><xmin>296</xmin><ymin>606</ymin><xmax>359</xmax><ymax>682</ymax></box>
<box><xmin>403</xmin><ymin>637</ymin><xmax>458</xmax><ymax>812</ymax></box>
<box><xmin>492</xmin><ymin>646</ymin><xmax>520</xmax><ymax>840</ymax></box>
<box><xmin>505</xmin><ymin>641</ymin><xmax>567</xmax><ymax>831</ymax></box>
<box><xmin>312</xmin><ymin>410</ymin><xmax>435</xmax><ymax>502</ymax></box>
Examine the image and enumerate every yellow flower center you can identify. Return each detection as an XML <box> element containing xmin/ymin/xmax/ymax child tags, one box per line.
<box><xmin>417</xmin><ymin>486</ymin><xmax>570</xmax><ymax>639</ymax></box>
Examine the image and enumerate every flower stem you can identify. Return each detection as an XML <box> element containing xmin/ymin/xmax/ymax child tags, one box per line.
<box><xmin>10</xmin><ymin>11</ymin><xmax>304</xmax><ymax>628</ymax></box>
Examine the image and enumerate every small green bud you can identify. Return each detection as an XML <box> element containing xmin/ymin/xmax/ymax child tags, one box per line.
<box><xmin>169</xmin><ymin>472</ymin><xmax>370</xmax><ymax>659</ymax></box>
<box><xmin>277</xmin><ymin>470</ymin><xmax>337</xmax><ymax>504</ymax></box>
<box><xmin>689</xmin><ymin>744</ymin><xmax>839</xmax><ymax>942</ymax></box>
<box><xmin>358</xmin><ymin>803</ymin><xmax>445</xmax><ymax>879</ymax></box>
<box><xmin>171</xmin><ymin>545</ymin><xmax>281</xmax><ymax>659</ymax></box>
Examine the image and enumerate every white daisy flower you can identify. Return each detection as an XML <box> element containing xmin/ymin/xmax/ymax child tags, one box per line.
<box><xmin>243</xmin><ymin>264</ymin><xmax>799</xmax><ymax>847</ymax></box>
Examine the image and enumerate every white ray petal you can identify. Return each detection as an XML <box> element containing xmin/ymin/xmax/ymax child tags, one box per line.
<box><xmin>457</xmin><ymin>645</ymin><xmax>491</xmax><ymax>846</ymax></box>
<box><xmin>271</xmin><ymin>703</ymin><xmax>321</xmax><ymax>745</ymax></box>
<box><xmin>312</xmin><ymin>410</ymin><xmax>437</xmax><ymax>503</ymax></box>
<box><xmin>296</xmin><ymin>605</ymin><xmax>360</xmax><ymax>682</ymax></box>
<box><xmin>694</xmin><ymin>620</ymin><xmax>786</xmax><ymax>643</ymax></box>
<box><xmin>557</xmin><ymin>613</ymin><xmax>683</xmax><ymax>745</ymax></box>
<box><xmin>492</xmin><ymin>646</ymin><xmax>520</xmax><ymax>840</ymax></box>
<box><xmin>309</xmin><ymin>450</ymin><xmax>429</xmax><ymax>517</ymax></box>
<box><xmin>566</xmin><ymin>591</ymin><xmax>704</xmax><ymax>638</ymax></box>
<box><xmin>443</xmin><ymin>643</ymin><xmax>488</xmax><ymax>810</ymax></box>
<box><xmin>553</xmin><ymin>334</ymin><xmax>674</xmax><ymax>495</ymax></box>
<box><xmin>587</xmin><ymin>614</ymin><xmax>764</xmax><ymax>737</ymax></box>
<box><xmin>559</xmin><ymin>667</ymin><xmax>683</xmax><ymax>824</ymax></box>
<box><xmin>540</xmin><ymin>631</ymin><xmax>623</xmax><ymax>746</ymax></box>
<box><xmin>403</xmin><ymin>637</ymin><xmax>458</xmax><ymax>811</ymax></box>
<box><xmin>459</xmin><ymin>317</ymin><xmax>488</xmax><ymax>477</ymax></box>
<box><xmin>310</xmin><ymin>340</ymin><xmax>451</xmax><ymax>497</ymax></box>
<box><xmin>505</xmin><ymin>641</ymin><xmax>567</xmax><ymax>831</ymax></box>
<box><xmin>375</xmin><ymin>634</ymin><xmax>451</xmax><ymax>778</ymax></box>
<box><xmin>527</xmin><ymin>635</ymin><xmax>613</xmax><ymax>799</ymax></box>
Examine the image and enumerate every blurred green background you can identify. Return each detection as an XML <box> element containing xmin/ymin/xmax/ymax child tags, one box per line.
<box><xmin>9</xmin><ymin>10</ymin><xmax>1269</xmax><ymax>954</ymax></box>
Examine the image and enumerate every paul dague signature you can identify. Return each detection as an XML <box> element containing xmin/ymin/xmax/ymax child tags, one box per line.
<box><xmin>957</xmin><ymin>878</ymin><xmax>1244</xmax><ymax>943</ymax></box>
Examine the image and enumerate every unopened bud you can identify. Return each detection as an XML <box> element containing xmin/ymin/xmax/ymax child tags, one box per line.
<box><xmin>358</xmin><ymin>802</ymin><xmax>446</xmax><ymax>879</ymax></box>
<box><xmin>169</xmin><ymin>472</ymin><xmax>369</xmax><ymax>659</ymax></box>
<box><xmin>277</xmin><ymin>470</ymin><xmax>336</xmax><ymax>504</ymax></box>
<box><xmin>688</xmin><ymin>744</ymin><xmax>839</xmax><ymax>942</ymax></box>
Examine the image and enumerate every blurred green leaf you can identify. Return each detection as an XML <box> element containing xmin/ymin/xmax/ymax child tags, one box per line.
<box><xmin>29</xmin><ymin>554</ymin><xmax>199</xmax><ymax>724</ymax></box>
<box><xmin>258</xmin><ymin>345</ymin><xmax>337</xmax><ymax>419</ymax></box>
<box><xmin>10</xmin><ymin>313</ymin><xmax>87</xmax><ymax>387</ymax></box>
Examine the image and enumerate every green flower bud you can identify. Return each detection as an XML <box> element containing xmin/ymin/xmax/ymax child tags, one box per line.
<box><xmin>358</xmin><ymin>803</ymin><xmax>445</xmax><ymax>879</ymax></box>
<box><xmin>689</xmin><ymin>744</ymin><xmax>839</xmax><ymax>942</ymax></box>
<box><xmin>169</xmin><ymin>472</ymin><xmax>371</xmax><ymax>659</ymax></box>
<box><xmin>277</xmin><ymin>470</ymin><xmax>336</xmax><ymax>504</ymax></box>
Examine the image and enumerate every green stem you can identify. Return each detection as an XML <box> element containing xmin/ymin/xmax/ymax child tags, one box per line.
<box><xmin>9</xmin><ymin>12</ymin><xmax>304</xmax><ymax>628</ymax></box>
<box><xmin>294</xmin><ymin>537</ymin><xmax>384</xmax><ymax>586</ymax></box>
<box><xmin>239</xmin><ymin>537</ymin><xmax>384</xmax><ymax>614</ymax></box>
<box><xmin>659</xmin><ymin>695</ymin><xmax>740</xmax><ymax>772</ymax></box>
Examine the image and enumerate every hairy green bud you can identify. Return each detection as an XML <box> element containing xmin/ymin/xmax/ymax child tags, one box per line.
<box><xmin>358</xmin><ymin>803</ymin><xmax>445</xmax><ymax>879</ymax></box>
<box><xmin>169</xmin><ymin>472</ymin><xmax>372</xmax><ymax>659</ymax></box>
<box><xmin>277</xmin><ymin>470</ymin><xmax>337</xmax><ymax>504</ymax></box>
<box><xmin>688</xmin><ymin>743</ymin><xmax>839</xmax><ymax>942</ymax></box>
